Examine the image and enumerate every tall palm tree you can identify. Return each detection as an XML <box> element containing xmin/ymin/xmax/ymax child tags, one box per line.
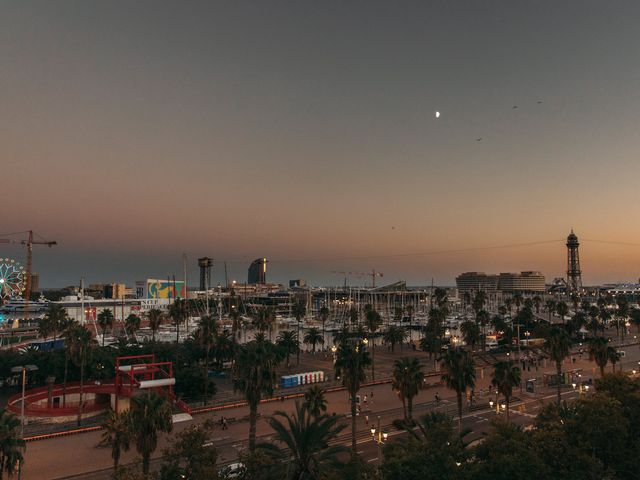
<box><xmin>147</xmin><ymin>308</ymin><xmax>163</xmax><ymax>343</ymax></box>
<box><xmin>0</xmin><ymin>409</ymin><xmax>25</xmax><ymax>479</ymax></box>
<box><xmin>291</xmin><ymin>296</ymin><xmax>307</xmax><ymax>366</ymax></box>
<box><xmin>129</xmin><ymin>392</ymin><xmax>173</xmax><ymax>475</ymax></box>
<box><xmin>504</xmin><ymin>297</ymin><xmax>513</xmax><ymax>317</ymax></box>
<box><xmin>257</xmin><ymin>401</ymin><xmax>348</xmax><ymax>479</ymax></box>
<box><xmin>195</xmin><ymin>315</ymin><xmax>217</xmax><ymax>405</ymax></box>
<box><xmin>383</xmin><ymin>325</ymin><xmax>407</xmax><ymax>353</ymax></box>
<box><xmin>491</xmin><ymin>361</ymin><xmax>521</xmax><ymax>421</ymax></box>
<box><xmin>532</xmin><ymin>295</ymin><xmax>542</xmax><ymax>315</ymax></box>
<box><xmin>608</xmin><ymin>347</ymin><xmax>621</xmax><ymax>372</ymax></box>
<box><xmin>544</xmin><ymin>327</ymin><xmax>572</xmax><ymax>404</ymax></box>
<box><xmin>334</xmin><ymin>341</ymin><xmax>371</xmax><ymax>456</ymax></box>
<box><xmin>405</xmin><ymin>304</ymin><xmax>415</xmax><ymax>342</ymax></box>
<box><xmin>96</xmin><ymin>309</ymin><xmax>115</xmax><ymax>346</ymax></box>
<box><xmin>545</xmin><ymin>299</ymin><xmax>556</xmax><ymax>322</ymax></box>
<box><xmin>124</xmin><ymin>313</ymin><xmax>141</xmax><ymax>341</ymax></box>
<box><xmin>169</xmin><ymin>298</ymin><xmax>189</xmax><ymax>344</ymax></box>
<box><xmin>440</xmin><ymin>348</ymin><xmax>476</xmax><ymax>433</ymax></box>
<box><xmin>61</xmin><ymin>319</ymin><xmax>79</xmax><ymax>406</ymax></box>
<box><xmin>303</xmin><ymin>385</ymin><xmax>327</xmax><ymax>417</ymax></box>
<box><xmin>347</xmin><ymin>307</ymin><xmax>359</xmax><ymax>328</ymax></box>
<box><xmin>40</xmin><ymin>304</ymin><xmax>68</xmax><ymax>341</ymax></box>
<box><xmin>513</xmin><ymin>292</ymin><xmax>524</xmax><ymax>314</ymax></box>
<box><xmin>615</xmin><ymin>297</ymin><xmax>629</xmax><ymax>341</ymax></box>
<box><xmin>318</xmin><ymin>305</ymin><xmax>330</xmax><ymax>339</ymax></box>
<box><xmin>476</xmin><ymin>310</ymin><xmax>490</xmax><ymax>351</ymax></box>
<box><xmin>229</xmin><ymin>306</ymin><xmax>242</xmax><ymax>344</ymax></box>
<box><xmin>99</xmin><ymin>410</ymin><xmax>131</xmax><ymax>474</ymax></box>
<box><xmin>588</xmin><ymin>337</ymin><xmax>610</xmax><ymax>377</ymax></box>
<box><xmin>365</xmin><ymin>307</ymin><xmax>382</xmax><ymax>380</ymax></box>
<box><xmin>391</xmin><ymin>357</ymin><xmax>425</xmax><ymax>423</ymax></box>
<box><xmin>460</xmin><ymin>321</ymin><xmax>480</xmax><ymax>351</ymax></box>
<box><xmin>276</xmin><ymin>330</ymin><xmax>299</xmax><ymax>368</ymax></box>
<box><xmin>233</xmin><ymin>339</ymin><xmax>281</xmax><ymax>452</ymax></box>
<box><xmin>67</xmin><ymin>324</ymin><xmax>94</xmax><ymax>426</ymax></box>
<box><xmin>630</xmin><ymin>308</ymin><xmax>640</xmax><ymax>334</ymax></box>
<box><xmin>556</xmin><ymin>301</ymin><xmax>569</xmax><ymax>325</ymax></box>
<box><xmin>303</xmin><ymin>328</ymin><xmax>324</xmax><ymax>353</ymax></box>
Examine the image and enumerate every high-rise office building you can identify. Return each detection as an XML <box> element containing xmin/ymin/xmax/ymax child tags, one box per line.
<box><xmin>248</xmin><ymin>258</ymin><xmax>268</xmax><ymax>284</ymax></box>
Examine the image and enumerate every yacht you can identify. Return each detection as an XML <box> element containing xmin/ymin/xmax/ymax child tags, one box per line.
<box><xmin>0</xmin><ymin>297</ymin><xmax>50</xmax><ymax>313</ymax></box>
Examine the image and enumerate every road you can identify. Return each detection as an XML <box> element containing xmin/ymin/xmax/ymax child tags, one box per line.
<box><xmin>21</xmin><ymin>339</ymin><xmax>640</xmax><ymax>479</ymax></box>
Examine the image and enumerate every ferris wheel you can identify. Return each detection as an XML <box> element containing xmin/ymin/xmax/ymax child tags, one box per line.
<box><xmin>0</xmin><ymin>258</ymin><xmax>26</xmax><ymax>299</ymax></box>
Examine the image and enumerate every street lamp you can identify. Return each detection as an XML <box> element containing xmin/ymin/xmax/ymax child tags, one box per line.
<box><xmin>370</xmin><ymin>416</ymin><xmax>388</xmax><ymax>467</ymax></box>
<box><xmin>11</xmin><ymin>365</ymin><xmax>38</xmax><ymax>438</ymax></box>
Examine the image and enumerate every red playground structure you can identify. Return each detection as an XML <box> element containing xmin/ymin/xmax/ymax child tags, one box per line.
<box><xmin>7</xmin><ymin>354</ymin><xmax>190</xmax><ymax>420</ymax></box>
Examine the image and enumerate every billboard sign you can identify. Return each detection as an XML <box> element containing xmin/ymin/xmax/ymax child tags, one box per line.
<box><xmin>146</xmin><ymin>279</ymin><xmax>185</xmax><ymax>299</ymax></box>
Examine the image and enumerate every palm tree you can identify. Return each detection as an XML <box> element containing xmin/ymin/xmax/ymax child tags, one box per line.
<box><xmin>276</xmin><ymin>330</ymin><xmax>299</xmax><ymax>368</ymax></box>
<box><xmin>383</xmin><ymin>325</ymin><xmax>407</xmax><ymax>353</ymax></box>
<box><xmin>257</xmin><ymin>401</ymin><xmax>348</xmax><ymax>479</ymax></box>
<box><xmin>169</xmin><ymin>298</ymin><xmax>189</xmax><ymax>344</ymax></box>
<box><xmin>631</xmin><ymin>308</ymin><xmax>640</xmax><ymax>334</ymax></box>
<box><xmin>195</xmin><ymin>315</ymin><xmax>217</xmax><ymax>405</ymax></box>
<box><xmin>588</xmin><ymin>305</ymin><xmax>602</xmax><ymax>337</ymax></box>
<box><xmin>229</xmin><ymin>306</ymin><xmax>242</xmax><ymax>344</ymax></box>
<box><xmin>291</xmin><ymin>296</ymin><xmax>307</xmax><ymax>366</ymax></box>
<box><xmin>556</xmin><ymin>301</ymin><xmax>569</xmax><ymax>325</ymax></box>
<box><xmin>124</xmin><ymin>313</ymin><xmax>141</xmax><ymax>341</ymax></box>
<box><xmin>588</xmin><ymin>337</ymin><xmax>609</xmax><ymax>377</ymax></box>
<box><xmin>476</xmin><ymin>310</ymin><xmax>490</xmax><ymax>351</ymax></box>
<box><xmin>608</xmin><ymin>347</ymin><xmax>621</xmax><ymax>372</ymax></box>
<box><xmin>318</xmin><ymin>305</ymin><xmax>330</xmax><ymax>339</ymax></box>
<box><xmin>40</xmin><ymin>304</ymin><xmax>67</xmax><ymax>341</ymax></box>
<box><xmin>460</xmin><ymin>321</ymin><xmax>480</xmax><ymax>350</ymax></box>
<box><xmin>61</xmin><ymin>319</ymin><xmax>79</xmax><ymax>406</ymax></box>
<box><xmin>303</xmin><ymin>385</ymin><xmax>327</xmax><ymax>417</ymax></box>
<box><xmin>147</xmin><ymin>308</ymin><xmax>163</xmax><ymax>343</ymax></box>
<box><xmin>532</xmin><ymin>295</ymin><xmax>542</xmax><ymax>315</ymax></box>
<box><xmin>545</xmin><ymin>299</ymin><xmax>557</xmax><ymax>322</ymax></box>
<box><xmin>405</xmin><ymin>304</ymin><xmax>415</xmax><ymax>342</ymax></box>
<box><xmin>303</xmin><ymin>328</ymin><xmax>324</xmax><ymax>353</ymax></box>
<box><xmin>391</xmin><ymin>357</ymin><xmax>425</xmax><ymax>423</ymax></box>
<box><xmin>491</xmin><ymin>361</ymin><xmax>520</xmax><ymax>421</ymax></box>
<box><xmin>97</xmin><ymin>309</ymin><xmax>115</xmax><ymax>346</ymax></box>
<box><xmin>233</xmin><ymin>339</ymin><xmax>282</xmax><ymax>452</ymax></box>
<box><xmin>513</xmin><ymin>292</ymin><xmax>524</xmax><ymax>313</ymax></box>
<box><xmin>544</xmin><ymin>327</ymin><xmax>572</xmax><ymax>404</ymax></box>
<box><xmin>347</xmin><ymin>307</ymin><xmax>359</xmax><ymax>327</ymax></box>
<box><xmin>365</xmin><ymin>307</ymin><xmax>382</xmax><ymax>380</ymax></box>
<box><xmin>440</xmin><ymin>348</ymin><xmax>476</xmax><ymax>433</ymax></box>
<box><xmin>0</xmin><ymin>409</ymin><xmax>25</xmax><ymax>479</ymax></box>
<box><xmin>99</xmin><ymin>410</ymin><xmax>131</xmax><ymax>474</ymax></box>
<box><xmin>67</xmin><ymin>324</ymin><xmax>93</xmax><ymax>426</ymax></box>
<box><xmin>504</xmin><ymin>297</ymin><xmax>513</xmax><ymax>317</ymax></box>
<box><xmin>615</xmin><ymin>297</ymin><xmax>629</xmax><ymax>341</ymax></box>
<box><xmin>129</xmin><ymin>392</ymin><xmax>173</xmax><ymax>475</ymax></box>
<box><xmin>334</xmin><ymin>340</ymin><xmax>371</xmax><ymax>455</ymax></box>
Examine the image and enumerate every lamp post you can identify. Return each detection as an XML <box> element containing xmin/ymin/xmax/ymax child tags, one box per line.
<box><xmin>370</xmin><ymin>416</ymin><xmax>388</xmax><ymax>467</ymax></box>
<box><xmin>11</xmin><ymin>365</ymin><xmax>38</xmax><ymax>438</ymax></box>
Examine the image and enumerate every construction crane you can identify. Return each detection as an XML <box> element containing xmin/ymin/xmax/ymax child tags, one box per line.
<box><xmin>0</xmin><ymin>230</ymin><xmax>57</xmax><ymax>321</ymax></box>
<box><xmin>331</xmin><ymin>269</ymin><xmax>384</xmax><ymax>288</ymax></box>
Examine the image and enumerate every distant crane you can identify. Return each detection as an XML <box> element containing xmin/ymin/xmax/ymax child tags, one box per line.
<box><xmin>0</xmin><ymin>231</ymin><xmax>57</xmax><ymax>320</ymax></box>
<box><xmin>331</xmin><ymin>269</ymin><xmax>384</xmax><ymax>288</ymax></box>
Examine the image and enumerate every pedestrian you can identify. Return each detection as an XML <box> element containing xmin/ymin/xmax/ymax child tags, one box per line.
<box><xmin>435</xmin><ymin>393</ymin><xmax>440</xmax><ymax>405</ymax></box>
<box><xmin>363</xmin><ymin>395</ymin><xmax>368</xmax><ymax>405</ymax></box>
<box><xmin>222</xmin><ymin>417</ymin><xmax>228</xmax><ymax>430</ymax></box>
<box><xmin>365</xmin><ymin>415</ymin><xmax>369</xmax><ymax>425</ymax></box>
<box><xmin>280</xmin><ymin>394</ymin><xmax>285</xmax><ymax>402</ymax></box>
<box><xmin>370</xmin><ymin>391</ymin><xmax>374</xmax><ymax>403</ymax></box>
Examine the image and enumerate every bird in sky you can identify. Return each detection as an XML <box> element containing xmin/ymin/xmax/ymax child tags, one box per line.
<box><xmin>476</xmin><ymin>137</ymin><xmax>483</xmax><ymax>141</ymax></box>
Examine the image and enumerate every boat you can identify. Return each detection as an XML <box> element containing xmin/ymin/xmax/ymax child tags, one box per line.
<box><xmin>0</xmin><ymin>296</ymin><xmax>50</xmax><ymax>313</ymax></box>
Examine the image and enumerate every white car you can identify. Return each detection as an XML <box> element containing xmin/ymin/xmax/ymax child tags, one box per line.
<box><xmin>219</xmin><ymin>462</ymin><xmax>245</xmax><ymax>479</ymax></box>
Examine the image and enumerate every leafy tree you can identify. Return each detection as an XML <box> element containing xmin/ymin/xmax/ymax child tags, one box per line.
<box><xmin>544</xmin><ymin>327</ymin><xmax>572</xmax><ymax>404</ymax></box>
<box><xmin>0</xmin><ymin>409</ymin><xmax>25</xmax><ymax>479</ymax></box>
<box><xmin>99</xmin><ymin>410</ymin><xmax>131</xmax><ymax>474</ymax></box>
<box><xmin>303</xmin><ymin>327</ymin><xmax>324</xmax><ymax>353</ymax></box>
<box><xmin>256</xmin><ymin>401</ymin><xmax>348</xmax><ymax>480</ymax></box>
<box><xmin>383</xmin><ymin>412</ymin><xmax>465</xmax><ymax>480</ymax></box>
<box><xmin>334</xmin><ymin>340</ymin><xmax>371</xmax><ymax>455</ymax></box>
<box><xmin>383</xmin><ymin>326</ymin><xmax>407</xmax><ymax>353</ymax></box>
<box><xmin>160</xmin><ymin>421</ymin><xmax>219</xmax><ymax>480</ymax></box>
<box><xmin>491</xmin><ymin>361</ymin><xmax>521</xmax><ymax>421</ymax></box>
<box><xmin>233</xmin><ymin>339</ymin><xmax>282</xmax><ymax>452</ymax></box>
<box><xmin>303</xmin><ymin>385</ymin><xmax>328</xmax><ymax>418</ymax></box>
<box><xmin>276</xmin><ymin>330</ymin><xmax>299</xmax><ymax>369</ymax></box>
<box><xmin>97</xmin><ymin>309</ymin><xmax>115</xmax><ymax>346</ymax></box>
<box><xmin>440</xmin><ymin>348</ymin><xmax>475</xmax><ymax>433</ymax></box>
<box><xmin>129</xmin><ymin>392</ymin><xmax>173</xmax><ymax>475</ymax></box>
<box><xmin>147</xmin><ymin>308</ymin><xmax>164</xmax><ymax>342</ymax></box>
<box><xmin>391</xmin><ymin>357</ymin><xmax>425</xmax><ymax>423</ymax></box>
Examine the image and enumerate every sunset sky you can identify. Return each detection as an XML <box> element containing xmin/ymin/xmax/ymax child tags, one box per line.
<box><xmin>2</xmin><ymin>1</ymin><xmax>640</xmax><ymax>287</ymax></box>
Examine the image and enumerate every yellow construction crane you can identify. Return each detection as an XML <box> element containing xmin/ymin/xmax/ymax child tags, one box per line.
<box><xmin>0</xmin><ymin>230</ymin><xmax>57</xmax><ymax>320</ymax></box>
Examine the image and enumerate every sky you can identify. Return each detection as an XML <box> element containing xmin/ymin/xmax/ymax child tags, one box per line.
<box><xmin>2</xmin><ymin>1</ymin><xmax>640</xmax><ymax>288</ymax></box>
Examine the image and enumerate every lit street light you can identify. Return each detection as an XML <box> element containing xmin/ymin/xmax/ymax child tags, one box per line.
<box><xmin>370</xmin><ymin>415</ymin><xmax>388</xmax><ymax>467</ymax></box>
